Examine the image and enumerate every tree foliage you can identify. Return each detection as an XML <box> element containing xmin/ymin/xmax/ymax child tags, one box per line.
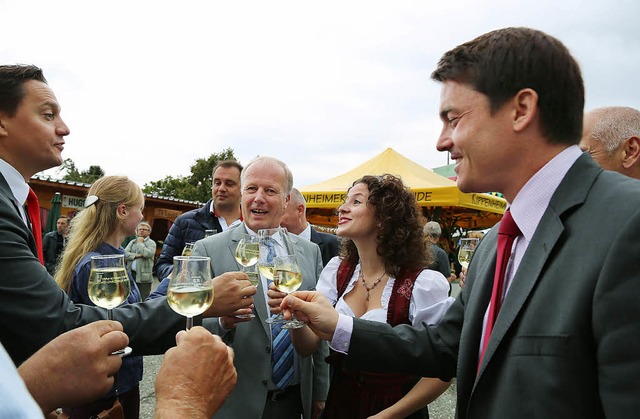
<box><xmin>58</xmin><ymin>158</ymin><xmax>105</xmax><ymax>184</ymax></box>
<box><xmin>143</xmin><ymin>148</ymin><xmax>238</xmax><ymax>202</ymax></box>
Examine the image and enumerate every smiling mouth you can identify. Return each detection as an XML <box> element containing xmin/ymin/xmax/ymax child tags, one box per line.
<box><xmin>251</xmin><ymin>209</ymin><xmax>268</xmax><ymax>215</ymax></box>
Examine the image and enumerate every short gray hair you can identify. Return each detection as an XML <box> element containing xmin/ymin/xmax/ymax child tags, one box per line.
<box><xmin>289</xmin><ymin>188</ymin><xmax>306</xmax><ymax>210</ymax></box>
<box><xmin>423</xmin><ymin>221</ymin><xmax>442</xmax><ymax>238</ymax></box>
<box><xmin>587</xmin><ymin>106</ymin><xmax>640</xmax><ymax>156</ymax></box>
<box><xmin>241</xmin><ymin>156</ymin><xmax>294</xmax><ymax>196</ymax></box>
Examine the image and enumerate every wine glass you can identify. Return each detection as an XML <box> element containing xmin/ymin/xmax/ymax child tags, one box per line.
<box><xmin>458</xmin><ymin>238</ymin><xmax>479</xmax><ymax>269</ymax></box>
<box><xmin>182</xmin><ymin>242</ymin><xmax>195</xmax><ymax>256</ymax></box>
<box><xmin>166</xmin><ymin>256</ymin><xmax>214</xmax><ymax>330</ymax></box>
<box><xmin>273</xmin><ymin>254</ymin><xmax>305</xmax><ymax>329</ymax></box>
<box><xmin>235</xmin><ymin>234</ymin><xmax>260</xmax><ymax>269</ymax></box>
<box><xmin>234</xmin><ymin>234</ymin><xmax>260</xmax><ymax>319</ymax></box>
<box><xmin>257</xmin><ymin>227</ymin><xmax>294</xmax><ymax>324</ymax></box>
<box><xmin>88</xmin><ymin>254</ymin><xmax>132</xmax><ymax>356</ymax></box>
<box><xmin>204</xmin><ymin>229</ymin><xmax>217</xmax><ymax>238</ymax></box>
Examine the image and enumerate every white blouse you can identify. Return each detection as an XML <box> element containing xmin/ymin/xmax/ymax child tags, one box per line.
<box><xmin>317</xmin><ymin>257</ymin><xmax>455</xmax><ymax>326</ymax></box>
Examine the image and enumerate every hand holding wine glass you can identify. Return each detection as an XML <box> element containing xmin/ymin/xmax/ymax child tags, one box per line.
<box><xmin>167</xmin><ymin>256</ymin><xmax>214</xmax><ymax>330</ymax></box>
<box><xmin>88</xmin><ymin>254</ymin><xmax>132</xmax><ymax>356</ymax></box>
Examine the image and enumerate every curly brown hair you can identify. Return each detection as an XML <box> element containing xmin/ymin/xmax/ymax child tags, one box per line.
<box><xmin>340</xmin><ymin>174</ymin><xmax>432</xmax><ymax>275</ymax></box>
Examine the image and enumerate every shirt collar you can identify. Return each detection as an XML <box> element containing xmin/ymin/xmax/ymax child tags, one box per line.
<box><xmin>299</xmin><ymin>224</ymin><xmax>312</xmax><ymax>241</ymax></box>
<box><xmin>509</xmin><ymin>145</ymin><xmax>583</xmax><ymax>242</ymax></box>
<box><xmin>0</xmin><ymin>157</ymin><xmax>29</xmax><ymax>205</ymax></box>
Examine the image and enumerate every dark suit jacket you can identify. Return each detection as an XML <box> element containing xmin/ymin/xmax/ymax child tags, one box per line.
<box><xmin>310</xmin><ymin>227</ymin><xmax>340</xmax><ymax>267</ymax></box>
<box><xmin>155</xmin><ymin>199</ymin><xmax>223</xmax><ymax>280</ymax></box>
<box><xmin>345</xmin><ymin>154</ymin><xmax>640</xmax><ymax>418</ymax></box>
<box><xmin>0</xmin><ymin>173</ymin><xmax>186</xmax><ymax>365</ymax></box>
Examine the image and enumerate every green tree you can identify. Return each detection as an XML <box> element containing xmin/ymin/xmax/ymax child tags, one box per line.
<box><xmin>143</xmin><ymin>148</ymin><xmax>238</xmax><ymax>202</ymax></box>
<box><xmin>58</xmin><ymin>158</ymin><xmax>105</xmax><ymax>183</ymax></box>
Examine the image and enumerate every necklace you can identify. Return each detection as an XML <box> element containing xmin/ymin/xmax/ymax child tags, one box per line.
<box><xmin>359</xmin><ymin>269</ymin><xmax>387</xmax><ymax>301</ymax></box>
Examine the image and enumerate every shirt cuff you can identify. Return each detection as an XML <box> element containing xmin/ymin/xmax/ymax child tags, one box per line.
<box><xmin>217</xmin><ymin>318</ymin><xmax>230</xmax><ymax>336</ymax></box>
<box><xmin>329</xmin><ymin>313</ymin><xmax>353</xmax><ymax>354</ymax></box>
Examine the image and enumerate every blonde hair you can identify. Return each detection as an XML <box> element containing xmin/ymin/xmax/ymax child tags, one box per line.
<box><xmin>55</xmin><ymin>176</ymin><xmax>144</xmax><ymax>292</ymax></box>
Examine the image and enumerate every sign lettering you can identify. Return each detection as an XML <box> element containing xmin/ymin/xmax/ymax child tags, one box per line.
<box><xmin>62</xmin><ymin>195</ymin><xmax>86</xmax><ymax>209</ymax></box>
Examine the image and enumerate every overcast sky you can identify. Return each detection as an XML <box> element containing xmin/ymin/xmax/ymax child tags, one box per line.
<box><xmin>2</xmin><ymin>0</ymin><xmax>639</xmax><ymax>190</ymax></box>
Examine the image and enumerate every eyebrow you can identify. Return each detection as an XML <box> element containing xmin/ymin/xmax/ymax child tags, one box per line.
<box><xmin>40</xmin><ymin>100</ymin><xmax>61</xmax><ymax>112</ymax></box>
<box><xmin>439</xmin><ymin>108</ymin><xmax>452</xmax><ymax>121</ymax></box>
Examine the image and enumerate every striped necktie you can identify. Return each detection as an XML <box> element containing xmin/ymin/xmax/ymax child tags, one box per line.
<box><xmin>271</xmin><ymin>320</ymin><xmax>294</xmax><ymax>389</ymax></box>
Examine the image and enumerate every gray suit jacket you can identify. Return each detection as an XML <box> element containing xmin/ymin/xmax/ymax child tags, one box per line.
<box><xmin>194</xmin><ymin>224</ymin><xmax>330</xmax><ymax>419</ymax></box>
<box><xmin>0</xmin><ymin>173</ymin><xmax>186</xmax><ymax>365</ymax></box>
<box><xmin>345</xmin><ymin>154</ymin><xmax>640</xmax><ymax>418</ymax></box>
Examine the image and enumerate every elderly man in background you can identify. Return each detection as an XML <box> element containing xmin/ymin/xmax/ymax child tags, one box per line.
<box><xmin>155</xmin><ymin>160</ymin><xmax>243</xmax><ymax>280</ymax></box>
<box><xmin>423</xmin><ymin>221</ymin><xmax>452</xmax><ymax>280</ymax></box>
<box><xmin>124</xmin><ymin>221</ymin><xmax>156</xmax><ymax>300</ymax></box>
<box><xmin>280</xmin><ymin>187</ymin><xmax>339</xmax><ymax>267</ymax></box>
<box><xmin>580</xmin><ymin>106</ymin><xmax>640</xmax><ymax>179</ymax></box>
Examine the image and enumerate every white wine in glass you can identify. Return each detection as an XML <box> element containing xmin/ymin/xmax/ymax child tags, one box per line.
<box><xmin>258</xmin><ymin>227</ymin><xmax>294</xmax><ymax>324</ymax></box>
<box><xmin>246</xmin><ymin>268</ymin><xmax>260</xmax><ymax>287</ymax></box>
<box><xmin>88</xmin><ymin>254</ymin><xmax>132</xmax><ymax>356</ymax></box>
<box><xmin>273</xmin><ymin>254</ymin><xmax>305</xmax><ymax>329</ymax></box>
<box><xmin>234</xmin><ymin>234</ymin><xmax>260</xmax><ymax>319</ymax></box>
<box><xmin>182</xmin><ymin>242</ymin><xmax>195</xmax><ymax>257</ymax></box>
<box><xmin>167</xmin><ymin>256</ymin><xmax>214</xmax><ymax>330</ymax></box>
<box><xmin>458</xmin><ymin>238</ymin><xmax>479</xmax><ymax>269</ymax></box>
<box><xmin>258</xmin><ymin>264</ymin><xmax>275</xmax><ymax>281</ymax></box>
<box><xmin>235</xmin><ymin>235</ymin><xmax>260</xmax><ymax>267</ymax></box>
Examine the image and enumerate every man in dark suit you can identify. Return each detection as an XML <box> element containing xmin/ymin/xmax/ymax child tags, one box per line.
<box><xmin>0</xmin><ymin>65</ymin><xmax>252</xmax><ymax>369</ymax></box>
<box><xmin>282</xmin><ymin>28</ymin><xmax>640</xmax><ymax>418</ymax></box>
<box><xmin>280</xmin><ymin>187</ymin><xmax>340</xmax><ymax>266</ymax></box>
<box><xmin>155</xmin><ymin>160</ymin><xmax>243</xmax><ymax>280</ymax></box>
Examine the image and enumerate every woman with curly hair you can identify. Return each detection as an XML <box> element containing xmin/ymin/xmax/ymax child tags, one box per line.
<box><xmin>55</xmin><ymin>175</ymin><xmax>144</xmax><ymax>418</ymax></box>
<box><xmin>282</xmin><ymin>174</ymin><xmax>453</xmax><ymax>418</ymax></box>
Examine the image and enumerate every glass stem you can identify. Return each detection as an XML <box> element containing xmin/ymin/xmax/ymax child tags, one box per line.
<box><xmin>107</xmin><ymin>308</ymin><xmax>114</xmax><ymax>321</ymax></box>
<box><xmin>186</xmin><ymin>316</ymin><xmax>194</xmax><ymax>330</ymax></box>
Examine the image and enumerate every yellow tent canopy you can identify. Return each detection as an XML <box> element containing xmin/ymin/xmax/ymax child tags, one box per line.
<box><xmin>301</xmin><ymin>148</ymin><xmax>506</xmax><ymax>230</ymax></box>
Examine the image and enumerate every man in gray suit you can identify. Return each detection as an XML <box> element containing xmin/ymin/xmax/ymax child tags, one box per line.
<box><xmin>280</xmin><ymin>187</ymin><xmax>340</xmax><ymax>267</ymax></box>
<box><xmin>194</xmin><ymin>156</ymin><xmax>329</xmax><ymax>419</ymax></box>
<box><xmin>281</xmin><ymin>28</ymin><xmax>640</xmax><ymax>418</ymax></box>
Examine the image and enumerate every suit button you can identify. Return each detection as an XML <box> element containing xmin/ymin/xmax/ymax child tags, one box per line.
<box><xmin>265</xmin><ymin>346</ymin><xmax>271</xmax><ymax>354</ymax></box>
<box><xmin>261</xmin><ymin>379</ymin><xmax>268</xmax><ymax>386</ymax></box>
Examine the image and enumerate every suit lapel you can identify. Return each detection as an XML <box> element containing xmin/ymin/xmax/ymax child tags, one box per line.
<box><xmin>0</xmin><ymin>174</ymin><xmax>38</xmax><ymax>258</ymax></box>
<box><xmin>474</xmin><ymin>154</ymin><xmax>601</xmax><ymax>379</ymax></box>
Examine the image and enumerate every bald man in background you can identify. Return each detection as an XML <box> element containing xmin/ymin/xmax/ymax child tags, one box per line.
<box><xmin>580</xmin><ymin>106</ymin><xmax>640</xmax><ymax>179</ymax></box>
<box><xmin>280</xmin><ymin>187</ymin><xmax>339</xmax><ymax>267</ymax></box>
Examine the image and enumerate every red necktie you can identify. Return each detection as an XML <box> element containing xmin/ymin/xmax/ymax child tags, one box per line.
<box><xmin>27</xmin><ymin>188</ymin><xmax>45</xmax><ymax>265</ymax></box>
<box><xmin>478</xmin><ymin>210</ymin><xmax>520</xmax><ymax>369</ymax></box>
